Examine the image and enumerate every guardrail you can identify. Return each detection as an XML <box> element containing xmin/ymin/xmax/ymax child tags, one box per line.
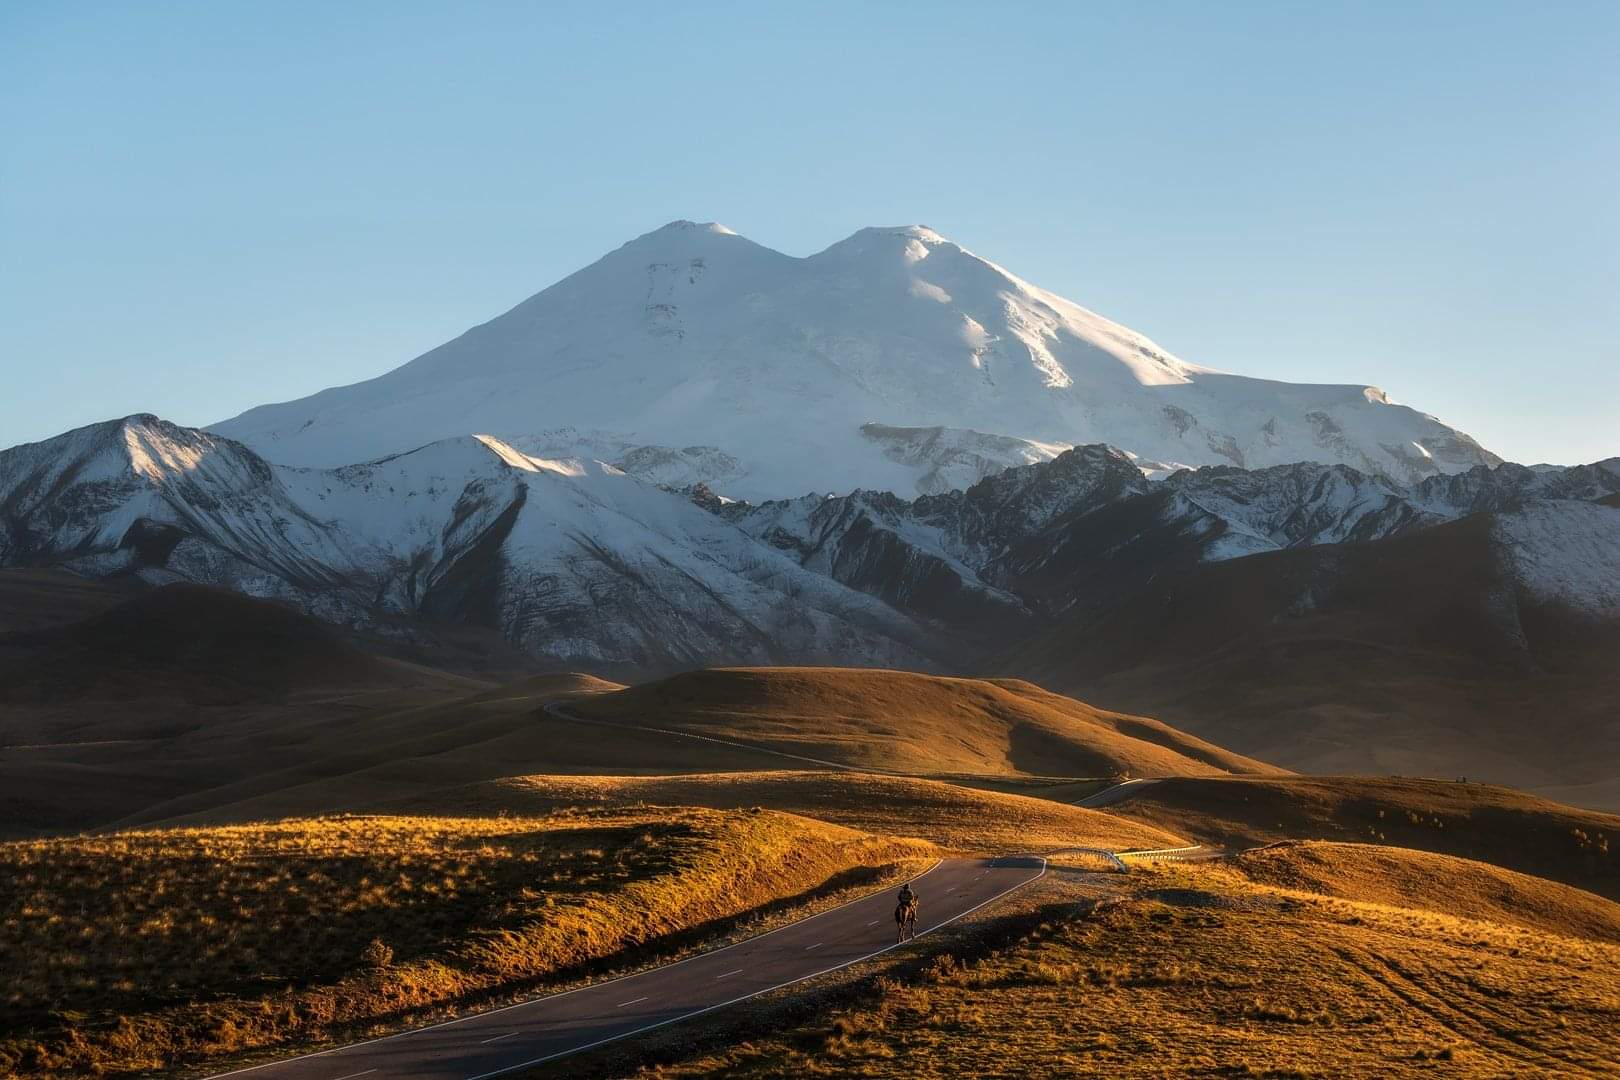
<box><xmin>1043</xmin><ymin>847</ymin><xmax>1130</xmax><ymax>872</ymax></box>
<box><xmin>1116</xmin><ymin>844</ymin><xmax>1206</xmax><ymax>862</ymax></box>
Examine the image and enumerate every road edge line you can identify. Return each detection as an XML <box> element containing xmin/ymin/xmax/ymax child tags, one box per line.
<box><xmin>463</xmin><ymin>856</ymin><xmax>1049</xmax><ymax>1079</ymax></box>
<box><xmin>201</xmin><ymin>857</ymin><xmax>948</xmax><ymax>1078</ymax></box>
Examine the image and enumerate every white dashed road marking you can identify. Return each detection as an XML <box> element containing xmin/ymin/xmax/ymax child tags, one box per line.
<box><xmin>716</xmin><ymin>969</ymin><xmax>743</xmax><ymax>980</ymax></box>
<box><xmin>616</xmin><ymin>997</ymin><xmax>648</xmax><ymax>1008</ymax></box>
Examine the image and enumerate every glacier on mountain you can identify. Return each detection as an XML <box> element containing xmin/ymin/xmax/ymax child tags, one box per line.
<box><xmin>211</xmin><ymin>221</ymin><xmax>1499</xmax><ymax>500</ymax></box>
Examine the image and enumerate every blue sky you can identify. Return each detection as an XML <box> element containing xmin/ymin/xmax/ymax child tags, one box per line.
<box><xmin>2</xmin><ymin>1</ymin><xmax>1616</xmax><ymax>464</ymax></box>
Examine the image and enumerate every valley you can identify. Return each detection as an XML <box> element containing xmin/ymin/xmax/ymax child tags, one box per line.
<box><xmin>9</xmin><ymin>5</ymin><xmax>1614</xmax><ymax>1076</ymax></box>
<box><xmin>0</xmin><ymin>223</ymin><xmax>1614</xmax><ymax>1079</ymax></box>
<box><xmin>1</xmin><ymin>576</ymin><xmax>1616</xmax><ymax>1077</ymax></box>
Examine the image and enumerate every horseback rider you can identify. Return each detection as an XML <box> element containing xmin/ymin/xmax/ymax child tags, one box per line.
<box><xmin>897</xmin><ymin>881</ymin><xmax>917</xmax><ymax>914</ymax></box>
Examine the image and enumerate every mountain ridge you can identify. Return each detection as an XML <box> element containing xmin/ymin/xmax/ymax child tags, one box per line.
<box><xmin>210</xmin><ymin>221</ymin><xmax>1499</xmax><ymax>497</ymax></box>
<box><xmin>3</xmin><ymin>412</ymin><xmax>1618</xmax><ymax>804</ymax></box>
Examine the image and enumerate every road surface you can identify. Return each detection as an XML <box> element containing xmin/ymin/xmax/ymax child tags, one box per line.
<box><xmin>209</xmin><ymin>855</ymin><xmax>1045</xmax><ymax>1080</ymax></box>
<box><xmin>1075</xmin><ymin>777</ymin><xmax>1162</xmax><ymax>808</ymax></box>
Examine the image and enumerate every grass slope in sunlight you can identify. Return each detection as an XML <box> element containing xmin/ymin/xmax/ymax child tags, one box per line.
<box><xmin>1114</xmin><ymin>775</ymin><xmax>1620</xmax><ymax>900</ymax></box>
<box><xmin>569</xmin><ymin>667</ymin><xmax>1283</xmax><ymax>779</ymax></box>
<box><xmin>388</xmin><ymin>770</ymin><xmax>1187</xmax><ymax>853</ymax></box>
<box><xmin>1229</xmin><ymin>840</ymin><xmax>1620</xmax><ymax>943</ymax></box>
<box><xmin>649</xmin><ymin>860</ymin><xmax>1620</xmax><ymax>1078</ymax></box>
<box><xmin>0</xmin><ymin>808</ymin><xmax>931</xmax><ymax>1077</ymax></box>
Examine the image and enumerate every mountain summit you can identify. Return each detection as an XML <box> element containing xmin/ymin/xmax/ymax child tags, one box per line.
<box><xmin>212</xmin><ymin>222</ymin><xmax>1498</xmax><ymax>499</ymax></box>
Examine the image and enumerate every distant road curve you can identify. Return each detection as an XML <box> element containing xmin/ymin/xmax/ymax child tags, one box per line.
<box><xmin>206</xmin><ymin>856</ymin><xmax>1046</xmax><ymax>1080</ymax></box>
<box><xmin>1075</xmin><ymin>777</ymin><xmax>1163</xmax><ymax>808</ymax></box>
<box><xmin>1073</xmin><ymin>780</ymin><xmax>1220</xmax><ymax>861</ymax></box>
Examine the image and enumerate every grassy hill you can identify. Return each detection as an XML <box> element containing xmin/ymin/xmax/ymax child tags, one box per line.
<box><xmin>1002</xmin><ymin>514</ymin><xmax>1620</xmax><ymax>811</ymax></box>
<box><xmin>1109</xmin><ymin>775</ymin><xmax>1620</xmax><ymax>900</ymax></box>
<box><xmin>0</xmin><ymin>579</ymin><xmax>1296</xmax><ymax>838</ymax></box>
<box><xmin>642</xmin><ymin>855</ymin><xmax>1620</xmax><ymax>1079</ymax></box>
<box><xmin>0</xmin><ymin>568</ymin><xmax>136</xmax><ymax>633</ymax></box>
<box><xmin>0</xmin><ymin>584</ymin><xmax>409</xmax><ymax>708</ymax></box>
<box><xmin>388</xmin><ymin>770</ymin><xmax>1187</xmax><ymax>853</ymax></box>
<box><xmin>568</xmin><ymin>668</ymin><xmax>1284</xmax><ymax>780</ymax></box>
<box><xmin>0</xmin><ymin>808</ymin><xmax>932</xmax><ymax>1078</ymax></box>
<box><xmin>1229</xmin><ymin>840</ymin><xmax>1620</xmax><ymax>942</ymax></box>
<box><xmin>0</xmin><ymin>585</ymin><xmax>490</xmax><ymax>836</ymax></box>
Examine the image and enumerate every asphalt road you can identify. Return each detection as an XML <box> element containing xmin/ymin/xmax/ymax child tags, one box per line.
<box><xmin>209</xmin><ymin>855</ymin><xmax>1046</xmax><ymax>1080</ymax></box>
<box><xmin>1075</xmin><ymin>777</ymin><xmax>1161</xmax><ymax>808</ymax></box>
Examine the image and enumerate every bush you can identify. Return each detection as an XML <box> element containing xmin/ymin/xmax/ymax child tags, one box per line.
<box><xmin>361</xmin><ymin>938</ymin><xmax>394</xmax><ymax>968</ymax></box>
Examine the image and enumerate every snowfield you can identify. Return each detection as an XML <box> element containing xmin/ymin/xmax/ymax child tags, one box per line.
<box><xmin>211</xmin><ymin>221</ymin><xmax>1499</xmax><ymax>499</ymax></box>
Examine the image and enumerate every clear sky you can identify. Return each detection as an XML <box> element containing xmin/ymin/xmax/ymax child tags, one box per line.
<box><xmin>3</xmin><ymin>1</ymin><xmax>1616</xmax><ymax>464</ymax></box>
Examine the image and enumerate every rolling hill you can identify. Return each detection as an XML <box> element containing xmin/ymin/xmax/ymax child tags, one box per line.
<box><xmin>389</xmin><ymin>770</ymin><xmax>1187</xmax><ymax>853</ymax></box>
<box><xmin>1002</xmin><ymin>503</ymin><xmax>1620</xmax><ymax>806</ymax></box>
<box><xmin>565</xmin><ymin>667</ymin><xmax>1286</xmax><ymax>780</ymax></box>
<box><xmin>1104</xmin><ymin>775</ymin><xmax>1619</xmax><ymax>900</ymax></box>
<box><xmin>1228</xmin><ymin>840</ymin><xmax>1620</xmax><ymax>943</ymax></box>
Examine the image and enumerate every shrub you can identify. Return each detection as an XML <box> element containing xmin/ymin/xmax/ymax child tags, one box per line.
<box><xmin>361</xmin><ymin>938</ymin><xmax>394</xmax><ymax>968</ymax></box>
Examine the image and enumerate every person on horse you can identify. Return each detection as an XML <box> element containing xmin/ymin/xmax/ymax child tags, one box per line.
<box><xmin>898</xmin><ymin>882</ymin><xmax>917</xmax><ymax>913</ymax></box>
<box><xmin>895</xmin><ymin>881</ymin><xmax>919</xmax><ymax>941</ymax></box>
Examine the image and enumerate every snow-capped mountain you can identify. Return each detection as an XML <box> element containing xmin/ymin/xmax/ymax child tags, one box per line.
<box><xmin>714</xmin><ymin>448</ymin><xmax>1620</xmax><ymax>627</ymax></box>
<box><xmin>212</xmin><ymin>221</ymin><xmax>1498</xmax><ymax>499</ymax></box>
<box><xmin>0</xmin><ymin>415</ymin><xmax>941</xmax><ymax>672</ymax></box>
<box><xmin>1</xmin><ymin>414</ymin><xmax>1614</xmax><ymax>678</ymax></box>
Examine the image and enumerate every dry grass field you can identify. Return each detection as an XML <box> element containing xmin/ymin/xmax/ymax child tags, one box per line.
<box><xmin>1111</xmin><ymin>775</ymin><xmax>1620</xmax><ymax>900</ymax></box>
<box><xmin>1229</xmin><ymin>841</ymin><xmax>1620</xmax><ymax>942</ymax></box>
<box><xmin>569</xmin><ymin>667</ymin><xmax>1283</xmax><ymax>779</ymax></box>
<box><xmin>0</xmin><ymin>808</ymin><xmax>932</xmax><ymax>1077</ymax></box>
<box><xmin>4</xmin><ymin>585</ymin><xmax>1298</xmax><ymax>841</ymax></box>
<box><xmin>645</xmin><ymin>858</ymin><xmax>1620</xmax><ymax>1078</ymax></box>
<box><xmin>8</xmin><ymin>579</ymin><xmax>1616</xmax><ymax>1077</ymax></box>
<box><xmin>388</xmin><ymin>770</ymin><xmax>1188</xmax><ymax>852</ymax></box>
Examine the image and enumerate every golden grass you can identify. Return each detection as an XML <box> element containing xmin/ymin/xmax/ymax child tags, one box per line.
<box><xmin>0</xmin><ymin>808</ymin><xmax>932</xmax><ymax>1077</ymax></box>
<box><xmin>569</xmin><ymin>667</ymin><xmax>1283</xmax><ymax>779</ymax></box>
<box><xmin>647</xmin><ymin>862</ymin><xmax>1620</xmax><ymax>1078</ymax></box>
<box><xmin>1230</xmin><ymin>841</ymin><xmax>1620</xmax><ymax>944</ymax></box>
<box><xmin>385</xmin><ymin>770</ymin><xmax>1188</xmax><ymax>853</ymax></box>
<box><xmin>1114</xmin><ymin>775</ymin><xmax>1620</xmax><ymax>900</ymax></box>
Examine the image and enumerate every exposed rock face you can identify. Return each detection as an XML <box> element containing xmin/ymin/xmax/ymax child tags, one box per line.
<box><xmin>3</xmin><ymin>415</ymin><xmax>1616</xmax><ymax>678</ymax></box>
<box><xmin>0</xmin><ymin>416</ymin><xmax>943</xmax><ymax>674</ymax></box>
<box><xmin>717</xmin><ymin>444</ymin><xmax>1620</xmax><ymax>630</ymax></box>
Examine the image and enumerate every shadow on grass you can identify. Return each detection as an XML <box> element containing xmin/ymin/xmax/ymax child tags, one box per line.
<box><xmin>175</xmin><ymin>858</ymin><xmax>922</xmax><ymax>1079</ymax></box>
<box><xmin>525</xmin><ymin>896</ymin><xmax>1086</xmax><ymax>1079</ymax></box>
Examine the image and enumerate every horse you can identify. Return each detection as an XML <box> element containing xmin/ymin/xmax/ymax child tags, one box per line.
<box><xmin>895</xmin><ymin>899</ymin><xmax>917</xmax><ymax>942</ymax></box>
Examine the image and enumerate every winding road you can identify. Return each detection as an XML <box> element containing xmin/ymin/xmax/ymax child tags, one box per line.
<box><xmin>208</xmin><ymin>855</ymin><xmax>1046</xmax><ymax>1080</ymax></box>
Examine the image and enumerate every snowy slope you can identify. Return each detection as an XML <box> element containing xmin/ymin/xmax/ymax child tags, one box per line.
<box><xmin>718</xmin><ymin>447</ymin><xmax>1620</xmax><ymax>625</ymax></box>
<box><xmin>3</xmin><ymin>415</ymin><xmax>1614</xmax><ymax>671</ymax></box>
<box><xmin>1492</xmin><ymin>501</ymin><xmax>1620</xmax><ymax>616</ymax></box>
<box><xmin>212</xmin><ymin>221</ymin><xmax>1498</xmax><ymax>499</ymax></box>
<box><xmin>0</xmin><ymin>416</ymin><xmax>941</xmax><ymax>670</ymax></box>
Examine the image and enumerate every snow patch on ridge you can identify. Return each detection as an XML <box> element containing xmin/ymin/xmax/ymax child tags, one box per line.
<box><xmin>1494</xmin><ymin>501</ymin><xmax>1620</xmax><ymax>616</ymax></box>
